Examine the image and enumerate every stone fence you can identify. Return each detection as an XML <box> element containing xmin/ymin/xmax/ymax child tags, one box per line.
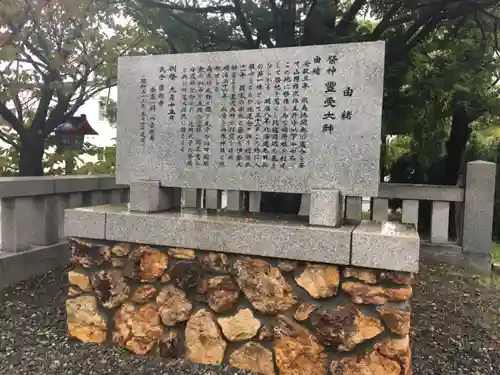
<box><xmin>0</xmin><ymin>175</ymin><xmax>129</xmax><ymax>289</ymax></box>
<box><xmin>0</xmin><ymin>159</ymin><xmax>495</xmax><ymax>289</ymax></box>
<box><xmin>186</xmin><ymin>160</ymin><xmax>496</xmax><ymax>271</ymax></box>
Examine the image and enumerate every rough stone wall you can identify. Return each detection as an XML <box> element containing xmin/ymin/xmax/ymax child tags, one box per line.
<box><xmin>67</xmin><ymin>238</ymin><xmax>413</xmax><ymax>375</ymax></box>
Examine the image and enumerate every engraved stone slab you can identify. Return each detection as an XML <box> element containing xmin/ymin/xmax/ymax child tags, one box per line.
<box><xmin>117</xmin><ymin>42</ymin><xmax>385</xmax><ymax>197</ymax></box>
<box><xmin>351</xmin><ymin>220</ymin><xmax>420</xmax><ymax>272</ymax></box>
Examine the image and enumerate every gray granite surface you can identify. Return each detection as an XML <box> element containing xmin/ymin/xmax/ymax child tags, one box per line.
<box><xmin>64</xmin><ymin>204</ymin><xmax>423</xmax><ymax>272</ymax></box>
<box><xmin>351</xmin><ymin>220</ymin><xmax>420</xmax><ymax>272</ymax></box>
<box><xmin>105</xmin><ymin>209</ymin><xmax>353</xmax><ymax>264</ymax></box>
<box><xmin>64</xmin><ymin>207</ymin><xmax>107</xmax><ymax>239</ymax></box>
<box><xmin>117</xmin><ymin>42</ymin><xmax>385</xmax><ymax>196</ymax></box>
<box><xmin>130</xmin><ymin>181</ymin><xmax>181</xmax><ymax>212</ymax></box>
<box><xmin>463</xmin><ymin>161</ymin><xmax>496</xmax><ymax>254</ymax></box>
<box><xmin>309</xmin><ymin>190</ymin><xmax>342</xmax><ymax>227</ymax></box>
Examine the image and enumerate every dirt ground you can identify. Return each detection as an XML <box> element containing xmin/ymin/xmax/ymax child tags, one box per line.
<box><xmin>1</xmin><ymin>262</ymin><xmax>500</xmax><ymax>374</ymax></box>
<box><xmin>412</xmin><ymin>263</ymin><xmax>500</xmax><ymax>374</ymax></box>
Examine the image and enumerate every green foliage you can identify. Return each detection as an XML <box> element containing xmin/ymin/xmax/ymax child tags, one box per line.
<box><xmin>0</xmin><ymin>0</ymin><xmax>144</xmax><ymax>175</ymax></box>
<box><xmin>76</xmin><ymin>146</ymin><xmax>116</xmax><ymax>175</ymax></box>
<box><xmin>0</xmin><ymin>129</ymin><xmax>116</xmax><ymax>176</ymax></box>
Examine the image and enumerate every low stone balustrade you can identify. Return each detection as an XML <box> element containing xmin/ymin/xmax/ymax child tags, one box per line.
<box><xmin>0</xmin><ymin>175</ymin><xmax>128</xmax><ymax>289</ymax></box>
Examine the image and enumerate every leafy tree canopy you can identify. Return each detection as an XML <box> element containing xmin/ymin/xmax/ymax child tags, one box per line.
<box><xmin>0</xmin><ymin>0</ymin><xmax>145</xmax><ymax>175</ymax></box>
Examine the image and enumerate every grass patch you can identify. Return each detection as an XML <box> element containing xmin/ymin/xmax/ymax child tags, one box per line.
<box><xmin>493</xmin><ymin>242</ymin><xmax>500</xmax><ymax>263</ymax></box>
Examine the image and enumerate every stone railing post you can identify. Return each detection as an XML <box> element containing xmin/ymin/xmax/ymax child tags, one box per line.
<box><xmin>462</xmin><ymin>160</ymin><xmax>496</xmax><ymax>261</ymax></box>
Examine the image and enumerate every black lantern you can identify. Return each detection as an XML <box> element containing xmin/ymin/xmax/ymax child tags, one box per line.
<box><xmin>54</xmin><ymin>114</ymin><xmax>98</xmax><ymax>151</ymax></box>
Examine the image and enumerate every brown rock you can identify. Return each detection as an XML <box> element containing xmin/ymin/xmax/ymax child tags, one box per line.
<box><xmin>68</xmin><ymin>286</ymin><xmax>82</xmax><ymax>297</ymax></box>
<box><xmin>159</xmin><ymin>331</ymin><xmax>181</xmax><ymax>359</ymax></box>
<box><xmin>66</xmin><ymin>296</ymin><xmax>107</xmax><ymax>344</ymax></box>
<box><xmin>197</xmin><ymin>276</ymin><xmax>240</xmax><ymax>313</ymax></box>
<box><xmin>113</xmin><ymin>303</ymin><xmax>163</xmax><ymax>355</ymax></box>
<box><xmin>229</xmin><ymin>342</ymin><xmax>275</xmax><ymax>375</ymax></box>
<box><xmin>342</xmin><ymin>282</ymin><xmax>413</xmax><ymax>304</ymax></box>
<box><xmin>380</xmin><ymin>271</ymin><xmax>413</xmax><ymax>285</ymax></box>
<box><xmin>156</xmin><ymin>284</ymin><xmax>193</xmax><ymax>326</ymax></box>
<box><xmin>160</xmin><ymin>273</ymin><xmax>171</xmax><ymax>283</ymax></box>
<box><xmin>295</xmin><ymin>264</ymin><xmax>339</xmax><ymax>299</ymax></box>
<box><xmin>378</xmin><ymin>305</ymin><xmax>411</xmax><ymax>335</ymax></box>
<box><xmin>131</xmin><ymin>285</ymin><xmax>157</xmax><ymax>304</ymax></box>
<box><xmin>168</xmin><ymin>248</ymin><xmax>196</xmax><ymax>259</ymax></box>
<box><xmin>199</xmin><ymin>252</ymin><xmax>229</xmax><ymax>272</ymax></box>
<box><xmin>218</xmin><ymin>308</ymin><xmax>261</xmax><ymax>341</ymax></box>
<box><xmin>274</xmin><ymin>315</ymin><xmax>328</xmax><ymax>375</ymax></box>
<box><xmin>70</xmin><ymin>239</ymin><xmax>111</xmax><ymax>268</ymax></box>
<box><xmin>375</xmin><ymin>336</ymin><xmax>411</xmax><ymax>375</ymax></box>
<box><xmin>111</xmin><ymin>258</ymin><xmax>125</xmax><ymax>268</ymax></box>
<box><xmin>111</xmin><ymin>243</ymin><xmax>131</xmax><ymax>257</ymax></box>
<box><xmin>185</xmin><ymin>309</ymin><xmax>227</xmax><ymax>365</ymax></box>
<box><xmin>343</xmin><ymin>267</ymin><xmax>378</xmax><ymax>284</ymax></box>
<box><xmin>233</xmin><ymin>257</ymin><xmax>297</xmax><ymax>313</ymax></box>
<box><xmin>91</xmin><ymin>270</ymin><xmax>130</xmax><ymax>309</ymax></box>
<box><xmin>374</xmin><ymin>335</ymin><xmax>410</xmax><ymax>358</ymax></box>
<box><xmin>68</xmin><ymin>270</ymin><xmax>92</xmax><ymax>292</ymax></box>
<box><xmin>310</xmin><ymin>305</ymin><xmax>384</xmax><ymax>351</ymax></box>
<box><xmin>294</xmin><ymin>302</ymin><xmax>318</xmax><ymax>322</ymax></box>
<box><xmin>170</xmin><ymin>261</ymin><xmax>201</xmax><ymax>289</ymax></box>
<box><xmin>278</xmin><ymin>260</ymin><xmax>298</xmax><ymax>272</ymax></box>
<box><xmin>374</xmin><ymin>335</ymin><xmax>412</xmax><ymax>374</ymax></box>
<box><xmin>258</xmin><ymin>325</ymin><xmax>273</xmax><ymax>341</ymax></box>
<box><xmin>330</xmin><ymin>350</ymin><xmax>401</xmax><ymax>375</ymax></box>
<box><xmin>125</xmin><ymin>246</ymin><xmax>168</xmax><ymax>282</ymax></box>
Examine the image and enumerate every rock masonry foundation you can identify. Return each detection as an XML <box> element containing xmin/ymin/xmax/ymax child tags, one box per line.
<box><xmin>67</xmin><ymin>238</ymin><xmax>413</xmax><ymax>375</ymax></box>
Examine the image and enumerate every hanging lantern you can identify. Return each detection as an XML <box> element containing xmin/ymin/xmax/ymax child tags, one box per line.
<box><xmin>54</xmin><ymin>114</ymin><xmax>98</xmax><ymax>151</ymax></box>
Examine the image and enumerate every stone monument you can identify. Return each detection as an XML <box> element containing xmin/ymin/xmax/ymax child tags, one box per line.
<box><xmin>64</xmin><ymin>41</ymin><xmax>418</xmax><ymax>375</ymax></box>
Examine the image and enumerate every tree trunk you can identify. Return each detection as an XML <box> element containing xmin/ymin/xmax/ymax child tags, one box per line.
<box><xmin>442</xmin><ymin>106</ymin><xmax>473</xmax><ymax>239</ymax></box>
<box><xmin>19</xmin><ymin>135</ymin><xmax>45</xmax><ymax>176</ymax></box>
<box><xmin>65</xmin><ymin>153</ymin><xmax>75</xmax><ymax>175</ymax></box>
<box><xmin>442</xmin><ymin>106</ymin><xmax>472</xmax><ymax>186</ymax></box>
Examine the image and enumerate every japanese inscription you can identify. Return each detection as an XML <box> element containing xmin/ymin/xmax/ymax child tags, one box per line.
<box><xmin>140</xmin><ymin>53</ymin><xmax>360</xmax><ymax>167</ymax></box>
<box><xmin>144</xmin><ymin>54</ymin><xmax>360</xmax><ymax>169</ymax></box>
<box><xmin>118</xmin><ymin>42</ymin><xmax>385</xmax><ymax>196</ymax></box>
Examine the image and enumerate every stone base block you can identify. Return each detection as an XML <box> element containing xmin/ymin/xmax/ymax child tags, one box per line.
<box><xmin>352</xmin><ymin>221</ymin><xmax>420</xmax><ymax>272</ymax></box>
<box><xmin>0</xmin><ymin>242</ymin><xmax>70</xmax><ymax>290</ymax></box>
<box><xmin>65</xmin><ymin>206</ymin><xmax>354</xmax><ymax>265</ymax></box>
<box><xmin>130</xmin><ymin>181</ymin><xmax>181</xmax><ymax>213</ymax></box>
<box><xmin>66</xmin><ymin>238</ymin><xmax>413</xmax><ymax>375</ymax></box>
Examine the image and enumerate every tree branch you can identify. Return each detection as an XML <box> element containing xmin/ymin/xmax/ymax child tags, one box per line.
<box><xmin>334</xmin><ymin>0</ymin><xmax>368</xmax><ymax>36</ymax></box>
<box><xmin>232</xmin><ymin>0</ymin><xmax>257</xmax><ymax>48</ymax></box>
<box><xmin>161</xmin><ymin>8</ymin><xmax>248</xmax><ymax>49</ymax></box>
<box><xmin>0</xmin><ymin>101</ymin><xmax>26</xmax><ymax>137</ymax></box>
<box><xmin>13</xmin><ymin>94</ymin><xmax>23</xmax><ymax>125</ymax></box>
<box><xmin>281</xmin><ymin>0</ymin><xmax>297</xmax><ymax>47</ymax></box>
<box><xmin>371</xmin><ymin>0</ymin><xmax>405</xmax><ymax>39</ymax></box>
<box><xmin>269</xmin><ymin>0</ymin><xmax>285</xmax><ymax>46</ymax></box>
<box><xmin>0</xmin><ymin>130</ymin><xmax>20</xmax><ymax>150</ymax></box>
<box><xmin>141</xmin><ymin>0</ymin><xmax>235</xmax><ymax>13</ymax></box>
<box><xmin>32</xmin><ymin>79</ymin><xmax>55</xmax><ymax>132</ymax></box>
<box><xmin>257</xmin><ymin>28</ymin><xmax>275</xmax><ymax>48</ymax></box>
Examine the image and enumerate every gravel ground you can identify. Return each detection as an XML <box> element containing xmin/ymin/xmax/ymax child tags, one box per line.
<box><xmin>1</xmin><ymin>263</ymin><xmax>500</xmax><ymax>375</ymax></box>
<box><xmin>0</xmin><ymin>268</ymin><xmax>251</xmax><ymax>375</ymax></box>
<box><xmin>412</xmin><ymin>264</ymin><xmax>500</xmax><ymax>374</ymax></box>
